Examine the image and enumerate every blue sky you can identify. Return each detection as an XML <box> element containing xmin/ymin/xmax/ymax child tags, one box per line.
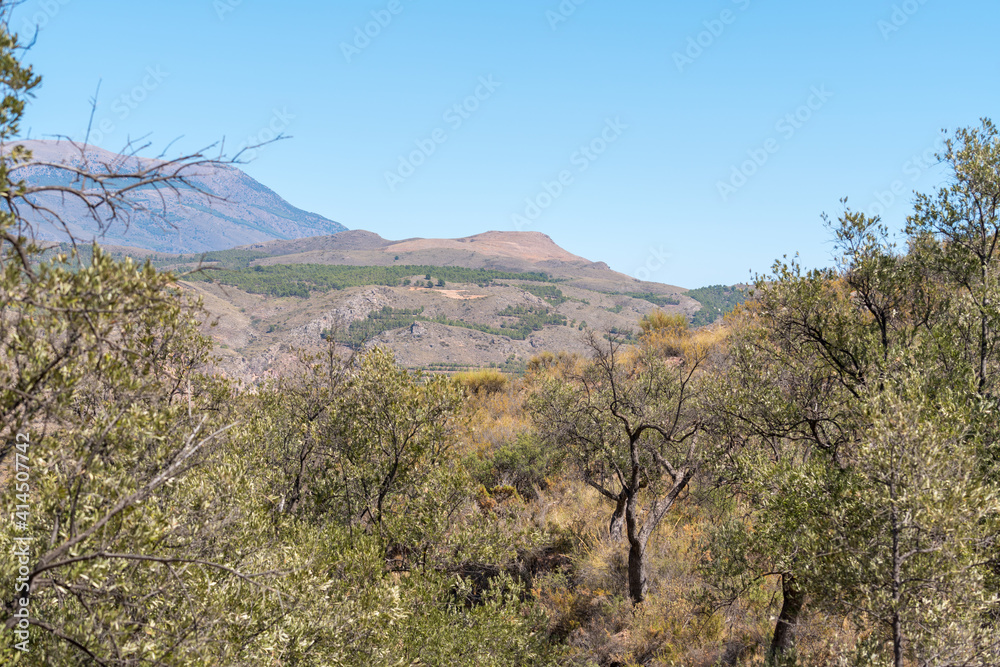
<box><xmin>12</xmin><ymin>0</ymin><xmax>1000</xmax><ymax>288</ymax></box>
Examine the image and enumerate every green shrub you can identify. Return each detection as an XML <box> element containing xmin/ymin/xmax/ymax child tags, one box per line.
<box><xmin>474</xmin><ymin>433</ymin><xmax>565</xmax><ymax>500</ymax></box>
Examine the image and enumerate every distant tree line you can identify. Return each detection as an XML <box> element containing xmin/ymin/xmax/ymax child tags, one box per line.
<box><xmin>189</xmin><ymin>263</ymin><xmax>557</xmax><ymax>297</ymax></box>
<box><xmin>612</xmin><ymin>291</ymin><xmax>682</xmax><ymax>308</ymax></box>
<box><xmin>686</xmin><ymin>284</ymin><xmax>747</xmax><ymax>326</ymax></box>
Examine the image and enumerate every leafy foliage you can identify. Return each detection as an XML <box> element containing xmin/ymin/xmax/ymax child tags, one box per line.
<box><xmin>703</xmin><ymin>163</ymin><xmax>1000</xmax><ymax>663</ymax></box>
<box><xmin>470</xmin><ymin>432</ymin><xmax>565</xmax><ymax>501</ymax></box>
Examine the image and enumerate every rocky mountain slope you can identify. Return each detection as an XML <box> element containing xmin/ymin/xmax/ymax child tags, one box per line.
<box><xmin>103</xmin><ymin>230</ymin><xmax>700</xmax><ymax>382</ymax></box>
<box><xmin>12</xmin><ymin>139</ymin><xmax>346</xmax><ymax>252</ymax></box>
<box><xmin>17</xmin><ymin>139</ymin><xmax>710</xmax><ymax>380</ymax></box>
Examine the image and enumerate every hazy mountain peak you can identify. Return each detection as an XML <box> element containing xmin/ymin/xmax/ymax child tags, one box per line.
<box><xmin>9</xmin><ymin>139</ymin><xmax>346</xmax><ymax>253</ymax></box>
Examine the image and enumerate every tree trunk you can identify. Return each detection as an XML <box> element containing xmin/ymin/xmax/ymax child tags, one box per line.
<box><xmin>609</xmin><ymin>491</ymin><xmax>627</xmax><ymax>542</ymax></box>
<box><xmin>627</xmin><ymin>539</ymin><xmax>647</xmax><ymax>604</ymax></box>
<box><xmin>890</xmin><ymin>472</ymin><xmax>904</xmax><ymax>667</ymax></box>
<box><xmin>625</xmin><ymin>496</ymin><xmax>647</xmax><ymax>604</ymax></box>
<box><xmin>768</xmin><ymin>573</ymin><xmax>804</xmax><ymax>664</ymax></box>
<box><xmin>892</xmin><ymin>612</ymin><xmax>903</xmax><ymax>667</ymax></box>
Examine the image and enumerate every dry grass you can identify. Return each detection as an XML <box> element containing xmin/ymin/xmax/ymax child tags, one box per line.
<box><xmin>455</xmin><ymin>368</ymin><xmax>509</xmax><ymax>397</ymax></box>
<box><xmin>514</xmin><ymin>476</ymin><xmax>871</xmax><ymax>666</ymax></box>
<box><xmin>518</xmin><ymin>479</ymin><xmax>777</xmax><ymax>666</ymax></box>
<box><xmin>458</xmin><ymin>383</ymin><xmax>531</xmax><ymax>453</ymax></box>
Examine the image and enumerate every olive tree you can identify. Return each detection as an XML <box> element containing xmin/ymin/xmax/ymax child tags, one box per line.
<box><xmin>0</xmin><ymin>7</ymin><xmax>292</xmax><ymax>662</ymax></box>
<box><xmin>706</xmin><ymin>157</ymin><xmax>1000</xmax><ymax>664</ymax></box>
<box><xmin>907</xmin><ymin>119</ymin><xmax>1000</xmax><ymax>399</ymax></box>
<box><xmin>529</xmin><ymin>327</ymin><xmax>713</xmax><ymax>604</ymax></box>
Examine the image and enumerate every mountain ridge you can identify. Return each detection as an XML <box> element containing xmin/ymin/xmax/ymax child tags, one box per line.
<box><xmin>84</xmin><ymin>229</ymin><xmax>698</xmax><ymax>382</ymax></box>
<box><xmin>230</xmin><ymin>230</ymin><xmax>632</xmax><ymax>288</ymax></box>
<box><xmin>16</xmin><ymin>141</ymin><xmax>708</xmax><ymax>381</ymax></box>
<box><xmin>11</xmin><ymin>139</ymin><xmax>347</xmax><ymax>252</ymax></box>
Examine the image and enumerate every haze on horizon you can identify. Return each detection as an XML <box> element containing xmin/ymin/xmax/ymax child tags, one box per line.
<box><xmin>12</xmin><ymin>0</ymin><xmax>1000</xmax><ymax>287</ymax></box>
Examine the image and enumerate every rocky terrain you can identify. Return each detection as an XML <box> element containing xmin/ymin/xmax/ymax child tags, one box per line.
<box><xmin>191</xmin><ymin>276</ymin><xmax>696</xmax><ymax>382</ymax></box>
<box><xmin>17</xmin><ymin>141</ymin><xmax>706</xmax><ymax>381</ymax></box>
<box><xmin>149</xmin><ymin>230</ymin><xmax>700</xmax><ymax>382</ymax></box>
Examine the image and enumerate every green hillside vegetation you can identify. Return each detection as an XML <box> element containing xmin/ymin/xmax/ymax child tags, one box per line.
<box><xmin>519</xmin><ymin>284</ymin><xmax>570</xmax><ymax>306</ymax></box>
<box><xmin>327</xmin><ymin>304</ymin><xmax>569</xmax><ymax>349</ymax></box>
<box><xmin>610</xmin><ymin>291</ymin><xmax>682</xmax><ymax>308</ymax></box>
<box><xmin>323</xmin><ymin>306</ymin><xmax>427</xmax><ymax>347</ymax></box>
<box><xmin>686</xmin><ymin>283</ymin><xmax>747</xmax><ymax>326</ymax></box>
<box><xmin>188</xmin><ymin>263</ymin><xmax>557</xmax><ymax>297</ymax></box>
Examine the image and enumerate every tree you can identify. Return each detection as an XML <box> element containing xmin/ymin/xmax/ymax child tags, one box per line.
<box><xmin>907</xmin><ymin>119</ymin><xmax>1000</xmax><ymax>399</ymax></box>
<box><xmin>0</xmin><ymin>8</ymin><xmax>294</xmax><ymax>661</ymax></box>
<box><xmin>238</xmin><ymin>339</ymin><xmax>355</xmax><ymax>521</ymax></box>
<box><xmin>529</xmin><ymin>328</ymin><xmax>712</xmax><ymax>604</ymax></box>
<box><xmin>706</xmin><ymin>169</ymin><xmax>1000</xmax><ymax>663</ymax></box>
<box><xmin>309</xmin><ymin>346</ymin><xmax>463</xmax><ymax>531</ymax></box>
<box><xmin>0</xmin><ymin>8</ymin><xmax>565</xmax><ymax>663</ymax></box>
<box><xmin>224</xmin><ymin>349</ymin><xmax>562</xmax><ymax>666</ymax></box>
<box><xmin>814</xmin><ymin>385</ymin><xmax>998</xmax><ymax>667</ymax></box>
<box><xmin>707</xmin><ymin>378</ymin><xmax>999</xmax><ymax>666</ymax></box>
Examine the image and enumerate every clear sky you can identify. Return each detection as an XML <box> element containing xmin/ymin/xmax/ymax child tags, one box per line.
<box><xmin>12</xmin><ymin>0</ymin><xmax>1000</xmax><ymax>288</ymax></box>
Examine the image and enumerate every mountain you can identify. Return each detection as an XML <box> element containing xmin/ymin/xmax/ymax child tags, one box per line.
<box><xmin>12</xmin><ymin>139</ymin><xmax>346</xmax><ymax>252</ymax></box>
<box><xmin>13</xmin><ymin>139</ymin><xmax>709</xmax><ymax>378</ymax></box>
<box><xmin>240</xmin><ymin>230</ymin><xmax>624</xmax><ymax>285</ymax></box>
<box><xmin>96</xmin><ymin>230</ymin><xmax>700</xmax><ymax>382</ymax></box>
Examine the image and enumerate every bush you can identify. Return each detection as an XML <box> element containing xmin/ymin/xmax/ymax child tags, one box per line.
<box><xmin>639</xmin><ymin>309</ymin><xmax>688</xmax><ymax>336</ymax></box>
<box><xmin>639</xmin><ymin>310</ymin><xmax>690</xmax><ymax>357</ymax></box>
<box><xmin>474</xmin><ymin>433</ymin><xmax>565</xmax><ymax>500</ymax></box>
<box><xmin>456</xmin><ymin>368</ymin><xmax>509</xmax><ymax>396</ymax></box>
